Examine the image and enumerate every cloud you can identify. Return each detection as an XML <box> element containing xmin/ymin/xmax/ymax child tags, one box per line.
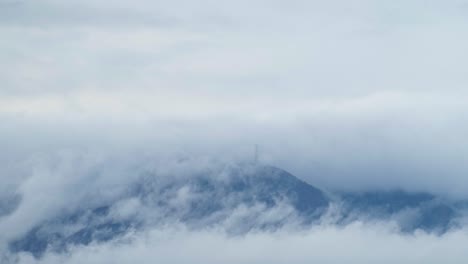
<box><xmin>3</xmin><ymin>1</ymin><xmax>468</xmax><ymax>261</ymax></box>
<box><xmin>3</xmin><ymin>91</ymin><xmax>468</xmax><ymax>197</ymax></box>
<box><xmin>9</xmin><ymin>223</ymin><xmax>468</xmax><ymax>264</ymax></box>
<box><xmin>0</xmin><ymin>148</ymin><xmax>466</xmax><ymax>263</ymax></box>
<box><xmin>3</xmin><ymin>0</ymin><xmax>468</xmax><ymax>95</ymax></box>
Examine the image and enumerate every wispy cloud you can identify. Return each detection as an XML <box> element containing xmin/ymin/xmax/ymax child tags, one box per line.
<box><xmin>10</xmin><ymin>223</ymin><xmax>468</xmax><ymax>264</ymax></box>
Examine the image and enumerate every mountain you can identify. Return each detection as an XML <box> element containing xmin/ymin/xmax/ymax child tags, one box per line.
<box><xmin>338</xmin><ymin>190</ymin><xmax>458</xmax><ymax>233</ymax></box>
<box><xmin>9</xmin><ymin>164</ymin><xmax>329</xmax><ymax>257</ymax></box>
<box><xmin>6</xmin><ymin>163</ymin><xmax>466</xmax><ymax>258</ymax></box>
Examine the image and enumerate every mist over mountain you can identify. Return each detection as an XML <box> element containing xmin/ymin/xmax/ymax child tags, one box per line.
<box><xmin>4</xmin><ymin>0</ymin><xmax>468</xmax><ymax>263</ymax></box>
<box><xmin>2</xmin><ymin>160</ymin><xmax>466</xmax><ymax>261</ymax></box>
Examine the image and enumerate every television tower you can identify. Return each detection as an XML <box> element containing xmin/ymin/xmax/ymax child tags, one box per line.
<box><xmin>254</xmin><ymin>144</ymin><xmax>258</xmax><ymax>164</ymax></box>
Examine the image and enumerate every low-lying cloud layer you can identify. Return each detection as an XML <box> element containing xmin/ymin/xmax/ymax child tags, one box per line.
<box><xmin>0</xmin><ymin>151</ymin><xmax>467</xmax><ymax>263</ymax></box>
<box><xmin>10</xmin><ymin>224</ymin><xmax>468</xmax><ymax>264</ymax></box>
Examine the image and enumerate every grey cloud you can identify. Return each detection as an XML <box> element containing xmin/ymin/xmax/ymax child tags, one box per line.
<box><xmin>3</xmin><ymin>0</ymin><xmax>468</xmax><ymax>96</ymax></box>
<box><xmin>3</xmin><ymin>91</ymin><xmax>468</xmax><ymax>197</ymax></box>
<box><xmin>2</xmin><ymin>1</ymin><xmax>468</xmax><ymax>261</ymax></box>
<box><xmin>0</xmin><ymin>1</ymin><xmax>176</xmax><ymax>28</ymax></box>
<box><xmin>0</xmin><ymin>144</ymin><xmax>466</xmax><ymax>262</ymax></box>
<box><xmin>9</xmin><ymin>224</ymin><xmax>468</xmax><ymax>264</ymax></box>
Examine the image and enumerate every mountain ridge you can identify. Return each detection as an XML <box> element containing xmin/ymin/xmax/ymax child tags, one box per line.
<box><xmin>6</xmin><ymin>163</ymin><xmax>466</xmax><ymax>258</ymax></box>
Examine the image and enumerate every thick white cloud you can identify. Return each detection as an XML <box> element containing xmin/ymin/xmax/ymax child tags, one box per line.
<box><xmin>3</xmin><ymin>92</ymin><xmax>468</xmax><ymax>197</ymax></box>
<box><xmin>10</xmin><ymin>223</ymin><xmax>468</xmax><ymax>264</ymax></box>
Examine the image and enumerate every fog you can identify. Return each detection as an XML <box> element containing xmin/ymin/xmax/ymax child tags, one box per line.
<box><xmin>2</xmin><ymin>0</ymin><xmax>468</xmax><ymax>262</ymax></box>
<box><xmin>3</xmin><ymin>92</ymin><xmax>468</xmax><ymax>197</ymax></box>
<box><xmin>10</xmin><ymin>223</ymin><xmax>468</xmax><ymax>264</ymax></box>
<box><xmin>2</xmin><ymin>0</ymin><xmax>468</xmax><ymax>195</ymax></box>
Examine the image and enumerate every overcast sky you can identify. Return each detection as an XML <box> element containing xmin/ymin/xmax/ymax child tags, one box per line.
<box><xmin>5</xmin><ymin>1</ymin><xmax>468</xmax><ymax>263</ymax></box>
<box><xmin>2</xmin><ymin>0</ymin><xmax>468</xmax><ymax>196</ymax></box>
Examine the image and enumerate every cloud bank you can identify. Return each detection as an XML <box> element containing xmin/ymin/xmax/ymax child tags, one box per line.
<box><xmin>10</xmin><ymin>224</ymin><xmax>468</xmax><ymax>264</ymax></box>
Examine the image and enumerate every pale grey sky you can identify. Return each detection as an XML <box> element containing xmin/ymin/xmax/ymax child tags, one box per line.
<box><xmin>2</xmin><ymin>0</ymin><xmax>468</xmax><ymax>195</ymax></box>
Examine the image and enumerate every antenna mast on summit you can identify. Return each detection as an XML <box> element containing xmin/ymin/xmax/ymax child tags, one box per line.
<box><xmin>254</xmin><ymin>144</ymin><xmax>258</xmax><ymax>164</ymax></box>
